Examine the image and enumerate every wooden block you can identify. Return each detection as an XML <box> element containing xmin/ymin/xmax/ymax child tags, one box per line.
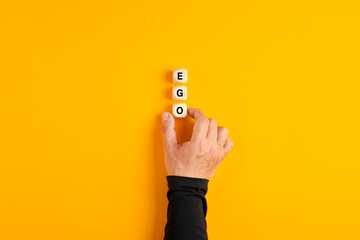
<box><xmin>172</xmin><ymin>86</ymin><xmax>187</xmax><ymax>100</ymax></box>
<box><xmin>173</xmin><ymin>69</ymin><xmax>187</xmax><ymax>83</ymax></box>
<box><xmin>172</xmin><ymin>103</ymin><xmax>187</xmax><ymax>118</ymax></box>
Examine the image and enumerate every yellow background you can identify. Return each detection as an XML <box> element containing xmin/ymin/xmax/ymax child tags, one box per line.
<box><xmin>1</xmin><ymin>0</ymin><xmax>359</xmax><ymax>239</ymax></box>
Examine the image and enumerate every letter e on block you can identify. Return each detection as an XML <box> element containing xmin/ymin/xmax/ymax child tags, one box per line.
<box><xmin>173</xmin><ymin>69</ymin><xmax>187</xmax><ymax>83</ymax></box>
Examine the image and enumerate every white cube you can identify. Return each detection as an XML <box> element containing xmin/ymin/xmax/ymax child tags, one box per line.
<box><xmin>172</xmin><ymin>86</ymin><xmax>187</xmax><ymax>100</ymax></box>
<box><xmin>172</xmin><ymin>103</ymin><xmax>187</xmax><ymax>118</ymax></box>
<box><xmin>173</xmin><ymin>69</ymin><xmax>187</xmax><ymax>83</ymax></box>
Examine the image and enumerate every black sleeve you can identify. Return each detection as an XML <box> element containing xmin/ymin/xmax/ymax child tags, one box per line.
<box><xmin>164</xmin><ymin>176</ymin><xmax>209</xmax><ymax>240</ymax></box>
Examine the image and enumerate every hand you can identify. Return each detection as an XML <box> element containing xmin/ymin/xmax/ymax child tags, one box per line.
<box><xmin>161</xmin><ymin>108</ymin><xmax>233</xmax><ymax>180</ymax></box>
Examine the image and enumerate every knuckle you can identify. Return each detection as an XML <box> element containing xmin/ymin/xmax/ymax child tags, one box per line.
<box><xmin>195</xmin><ymin>109</ymin><xmax>203</xmax><ymax>115</ymax></box>
<box><xmin>222</xmin><ymin>127</ymin><xmax>229</xmax><ymax>135</ymax></box>
<box><xmin>197</xmin><ymin>117</ymin><xmax>209</xmax><ymax>126</ymax></box>
<box><xmin>219</xmin><ymin>127</ymin><xmax>228</xmax><ymax>136</ymax></box>
<box><xmin>209</xmin><ymin>118</ymin><xmax>217</xmax><ymax>126</ymax></box>
<box><xmin>203</xmin><ymin>117</ymin><xmax>210</xmax><ymax>125</ymax></box>
<box><xmin>162</xmin><ymin>125</ymin><xmax>169</xmax><ymax>134</ymax></box>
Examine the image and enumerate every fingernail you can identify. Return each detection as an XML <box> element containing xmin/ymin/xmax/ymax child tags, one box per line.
<box><xmin>162</xmin><ymin>112</ymin><xmax>169</xmax><ymax>121</ymax></box>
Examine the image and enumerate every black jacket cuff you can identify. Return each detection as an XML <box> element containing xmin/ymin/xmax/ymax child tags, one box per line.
<box><xmin>166</xmin><ymin>176</ymin><xmax>209</xmax><ymax>194</ymax></box>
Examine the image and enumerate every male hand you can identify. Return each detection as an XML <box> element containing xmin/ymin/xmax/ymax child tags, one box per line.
<box><xmin>162</xmin><ymin>108</ymin><xmax>233</xmax><ymax>180</ymax></box>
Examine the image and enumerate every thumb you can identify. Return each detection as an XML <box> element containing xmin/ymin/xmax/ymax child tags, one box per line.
<box><xmin>162</xmin><ymin>112</ymin><xmax>178</xmax><ymax>149</ymax></box>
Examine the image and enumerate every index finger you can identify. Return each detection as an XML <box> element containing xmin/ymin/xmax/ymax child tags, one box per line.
<box><xmin>188</xmin><ymin>108</ymin><xmax>209</xmax><ymax>142</ymax></box>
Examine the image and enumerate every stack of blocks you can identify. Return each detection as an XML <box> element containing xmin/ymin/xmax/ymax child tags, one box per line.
<box><xmin>172</xmin><ymin>69</ymin><xmax>187</xmax><ymax>118</ymax></box>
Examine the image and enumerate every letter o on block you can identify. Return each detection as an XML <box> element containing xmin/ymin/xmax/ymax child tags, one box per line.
<box><xmin>172</xmin><ymin>86</ymin><xmax>187</xmax><ymax>100</ymax></box>
<box><xmin>172</xmin><ymin>103</ymin><xmax>187</xmax><ymax>118</ymax></box>
<box><xmin>173</xmin><ymin>69</ymin><xmax>187</xmax><ymax>83</ymax></box>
